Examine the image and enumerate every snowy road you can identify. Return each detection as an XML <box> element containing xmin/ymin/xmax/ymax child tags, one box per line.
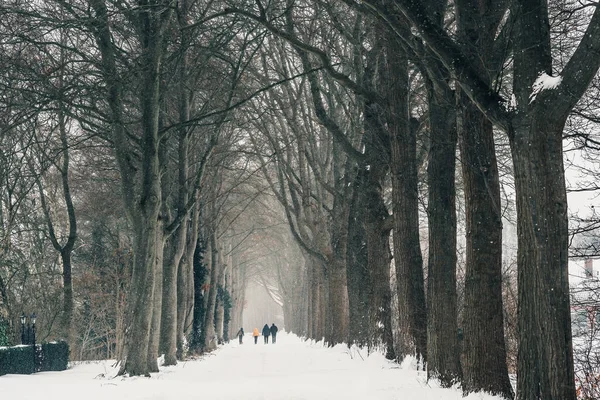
<box><xmin>0</xmin><ymin>333</ymin><xmax>499</xmax><ymax>400</ymax></box>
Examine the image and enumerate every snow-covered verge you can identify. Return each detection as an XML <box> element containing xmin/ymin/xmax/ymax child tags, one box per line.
<box><xmin>0</xmin><ymin>332</ymin><xmax>504</xmax><ymax>400</ymax></box>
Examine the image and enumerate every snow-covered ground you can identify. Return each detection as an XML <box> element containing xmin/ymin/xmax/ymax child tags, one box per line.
<box><xmin>1</xmin><ymin>332</ymin><xmax>502</xmax><ymax>400</ymax></box>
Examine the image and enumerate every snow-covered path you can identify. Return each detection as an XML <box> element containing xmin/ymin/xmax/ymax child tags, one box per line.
<box><xmin>1</xmin><ymin>333</ymin><xmax>500</xmax><ymax>400</ymax></box>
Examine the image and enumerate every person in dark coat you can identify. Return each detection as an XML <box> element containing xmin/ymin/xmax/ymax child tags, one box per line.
<box><xmin>236</xmin><ymin>327</ymin><xmax>244</xmax><ymax>344</ymax></box>
<box><xmin>262</xmin><ymin>324</ymin><xmax>270</xmax><ymax>344</ymax></box>
<box><xmin>270</xmin><ymin>323</ymin><xmax>278</xmax><ymax>344</ymax></box>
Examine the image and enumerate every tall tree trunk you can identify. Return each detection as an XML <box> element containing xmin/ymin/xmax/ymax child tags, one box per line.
<box><xmin>363</xmin><ymin>175</ymin><xmax>394</xmax><ymax>359</ymax></box>
<box><xmin>512</xmin><ymin>116</ymin><xmax>574</xmax><ymax>400</ymax></box>
<box><xmin>299</xmin><ymin>263</ymin><xmax>309</xmax><ymax>336</ymax></box>
<box><xmin>203</xmin><ymin>232</ymin><xmax>219</xmax><ymax>351</ymax></box>
<box><xmin>178</xmin><ymin>205</ymin><xmax>199</xmax><ymax>357</ymax></box>
<box><xmin>36</xmin><ymin>105</ymin><xmax>77</xmax><ymax>343</ymax></box>
<box><xmin>215</xmin><ymin>296</ymin><xmax>224</xmax><ymax>343</ymax></box>
<box><xmin>385</xmin><ymin>28</ymin><xmax>427</xmax><ymax>362</ymax></box>
<box><xmin>457</xmin><ymin>91</ymin><xmax>513</xmax><ymax>398</ymax></box>
<box><xmin>360</xmin><ymin>84</ymin><xmax>395</xmax><ymax>358</ymax></box>
<box><xmin>454</xmin><ymin>1</ymin><xmax>513</xmax><ymax>397</ymax></box>
<box><xmin>328</xmin><ymin>144</ymin><xmax>351</xmax><ymax>346</ymax></box>
<box><xmin>181</xmin><ymin>250</ymin><xmax>195</xmax><ymax>340</ymax></box>
<box><xmin>172</xmin><ymin>224</ymin><xmax>190</xmax><ymax>361</ymax></box>
<box><xmin>316</xmin><ymin>258</ymin><xmax>327</xmax><ymax>341</ymax></box>
<box><xmin>173</xmin><ymin>0</ymin><xmax>195</xmax><ymax>360</ymax></box>
<box><xmin>124</xmin><ymin>218</ymin><xmax>160</xmax><ymax>376</ymax></box>
<box><xmin>424</xmin><ymin>75</ymin><xmax>461</xmax><ymax>385</ymax></box>
<box><xmin>127</xmin><ymin>12</ymin><xmax>164</xmax><ymax>372</ymax></box>
<box><xmin>305</xmin><ymin>254</ymin><xmax>315</xmax><ymax>339</ymax></box>
<box><xmin>362</xmin><ymin>160</ymin><xmax>394</xmax><ymax>359</ymax></box>
<box><xmin>60</xmin><ymin>251</ymin><xmax>74</xmax><ymax>341</ymax></box>
<box><xmin>511</xmin><ymin>2</ymin><xmax>578</xmax><ymax>398</ymax></box>
<box><xmin>147</xmin><ymin>227</ymin><xmax>165</xmax><ymax>372</ymax></box>
<box><xmin>160</xmin><ymin>224</ymin><xmax>185</xmax><ymax>365</ymax></box>
<box><xmin>229</xmin><ymin>251</ymin><xmax>244</xmax><ymax>338</ymax></box>
<box><xmin>224</xmin><ymin>253</ymin><xmax>234</xmax><ymax>341</ymax></box>
<box><xmin>233</xmin><ymin>264</ymin><xmax>245</xmax><ymax>336</ymax></box>
<box><xmin>346</xmin><ymin>173</ymin><xmax>369</xmax><ymax>347</ymax></box>
<box><xmin>190</xmin><ymin>237</ymin><xmax>206</xmax><ymax>353</ymax></box>
<box><xmin>229</xmin><ymin>252</ymin><xmax>245</xmax><ymax>339</ymax></box>
<box><xmin>214</xmin><ymin>263</ymin><xmax>226</xmax><ymax>343</ymax></box>
<box><xmin>57</xmin><ymin>108</ymin><xmax>76</xmax><ymax>344</ymax></box>
<box><xmin>327</xmin><ymin>258</ymin><xmax>349</xmax><ymax>345</ymax></box>
<box><xmin>307</xmin><ymin>255</ymin><xmax>325</xmax><ymax>341</ymax></box>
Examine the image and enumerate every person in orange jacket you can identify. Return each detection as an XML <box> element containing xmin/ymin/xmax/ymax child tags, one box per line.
<box><xmin>252</xmin><ymin>327</ymin><xmax>260</xmax><ymax>344</ymax></box>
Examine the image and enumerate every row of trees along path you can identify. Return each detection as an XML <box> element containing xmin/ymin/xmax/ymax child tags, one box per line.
<box><xmin>1</xmin><ymin>1</ymin><xmax>600</xmax><ymax>400</ymax></box>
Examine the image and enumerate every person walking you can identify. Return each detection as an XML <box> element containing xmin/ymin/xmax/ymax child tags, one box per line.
<box><xmin>270</xmin><ymin>323</ymin><xmax>278</xmax><ymax>344</ymax></box>
<box><xmin>236</xmin><ymin>327</ymin><xmax>244</xmax><ymax>344</ymax></box>
<box><xmin>262</xmin><ymin>324</ymin><xmax>270</xmax><ymax>344</ymax></box>
<box><xmin>252</xmin><ymin>327</ymin><xmax>260</xmax><ymax>344</ymax></box>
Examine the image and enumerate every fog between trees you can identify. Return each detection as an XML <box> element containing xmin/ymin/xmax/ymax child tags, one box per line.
<box><xmin>1</xmin><ymin>1</ymin><xmax>600</xmax><ymax>399</ymax></box>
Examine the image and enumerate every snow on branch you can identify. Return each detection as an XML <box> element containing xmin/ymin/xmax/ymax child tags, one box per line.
<box><xmin>529</xmin><ymin>72</ymin><xmax>563</xmax><ymax>103</ymax></box>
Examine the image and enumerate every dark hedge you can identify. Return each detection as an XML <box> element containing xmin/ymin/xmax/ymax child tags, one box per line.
<box><xmin>0</xmin><ymin>318</ymin><xmax>10</xmax><ymax>346</ymax></box>
<box><xmin>0</xmin><ymin>345</ymin><xmax>35</xmax><ymax>375</ymax></box>
<box><xmin>0</xmin><ymin>341</ymin><xmax>69</xmax><ymax>376</ymax></box>
<box><xmin>39</xmin><ymin>341</ymin><xmax>69</xmax><ymax>371</ymax></box>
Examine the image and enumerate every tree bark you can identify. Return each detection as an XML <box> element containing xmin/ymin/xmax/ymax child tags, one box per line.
<box><xmin>160</xmin><ymin>224</ymin><xmax>185</xmax><ymax>365</ymax></box>
<box><xmin>177</xmin><ymin>203</ymin><xmax>200</xmax><ymax>357</ymax></box>
<box><xmin>346</xmin><ymin>174</ymin><xmax>369</xmax><ymax>347</ymax></box>
<box><xmin>511</xmin><ymin>112</ymin><xmax>575</xmax><ymax>400</ymax></box>
<box><xmin>214</xmin><ymin>261</ymin><xmax>226</xmax><ymax>343</ymax></box>
<box><xmin>215</xmin><ymin>294</ymin><xmax>225</xmax><ymax>343</ymax></box>
<box><xmin>229</xmin><ymin>250</ymin><xmax>245</xmax><ymax>339</ymax></box>
<box><xmin>452</xmin><ymin>1</ymin><xmax>513</xmax><ymax>396</ymax></box>
<box><xmin>424</xmin><ymin>73</ymin><xmax>462</xmax><ymax>386</ymax></box>
<box><xmin>457</xmin><ymin>91</ymin><xmax>512</xmax><ymax>397</ymax></box>
<box><xmin>327</xmin><ymin>258</ymin><xmax>349</xmax><ymax>345</ymax></box>
<box><xmin>511</xmin><ymin>2</ymin><xmax>554</xmax><ymax>395</ymax></box>
<box><xmin>203</xmin><ymin>232</ymin><xmax>219</xmax><ymax>351</ymax></box>
<box><xmin>57</xmin><ymin>107</ymin><xmax>76</xmax><ymax>344</ymax></box>
<box><xmin>147</xmin><ymin>227</ymin><xmax>164</xmax><ymax>372</ymax></box>
<box><xmin>327</xmin><ymin>143</ymin><xmax>352</xmax><ymax>346</ymax></box>
<box><xmin>308</xmin><ymin>255</ymin><xmax>327</xmax><ymax>341</ymax></box>
<box><xmin>509</xmin><ymin>1</ymin><xmax>600</xmax><ymax>398</ymax></box>
<box><xmin>124</xmin><ymin>217</ymin><xmax>160</xmax><ymax>376</ymax></box>
<box><xmin>363</xmin><ymin>165</ymin><xmax>394</xmax><ymax>360</ymax></box>
<box><xmin>384</xmin><ymin>27</ymin><xmax>427</xmax><ymax>362</ymax></box>
<box><xmin>35</xmin><ymin>104</ymin><xmax>77</xmax><ymax>343</ymax></box>
<box><xmin>189</xmin><ymin>237</ymin><xmax>206</xmax><ymax>353</ymax></box>
<box><xmin>512</xmin><ymin>111</ymin><xmax>574</xmax><ymax>400</ymax></box>
<box><xmin>124</xmin><ymin>4</ymin><xmax>165</xmax><ymax>372</ymax></box>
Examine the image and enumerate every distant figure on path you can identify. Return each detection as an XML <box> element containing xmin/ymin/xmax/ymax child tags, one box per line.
<box><xmin>262</xmin><ymin>324</ymin><xmax>270</xmax><ymax>344</ymax></box>
<box><xmin>236</xmin><ymin>327</ymin><xmax>244</xmax><ymax>344</ymax></box>
<box><xmin>252</xmin><ymin>327</ymin><xmax>260</xmax><ymax>344</ymax></box>
<box><xmin>270</xmin><ymin>323</ymin><xmax>278</xmax><ymax>344</ymax></box>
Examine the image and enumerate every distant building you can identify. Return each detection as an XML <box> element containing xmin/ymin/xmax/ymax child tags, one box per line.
<box><xmin>585</xmin><ymin>259</ymin><xmax>595</xmax><ymax>278</ymax></box>
<box><xmin>570</xmin><ymin>258</ymin><xmax>600</xmax><ymax>336</ymax></box>
<box><xmin>570</xmin><ymin>257</ymin><xmax>600</xmax><ymax>283</ymax></box>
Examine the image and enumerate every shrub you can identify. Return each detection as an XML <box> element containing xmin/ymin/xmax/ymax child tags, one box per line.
<box><xmin>38</xmin><ymin>341</ymin><xmax>69</xmax><ymax>372</ymax></box>
<box><xmin>0</xmin><ymin>318</ymin><xmax>10</xmax><ymax>346</ymax></box>
<box><xmin>0</xmin><ymin>345</ymin><xmax>36</xmax><ymax>375</ymax></box>
<box><xmin>0</xmin><ymin>341</ymin><xmax>69</xmax><ymax>376</ymax></box>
